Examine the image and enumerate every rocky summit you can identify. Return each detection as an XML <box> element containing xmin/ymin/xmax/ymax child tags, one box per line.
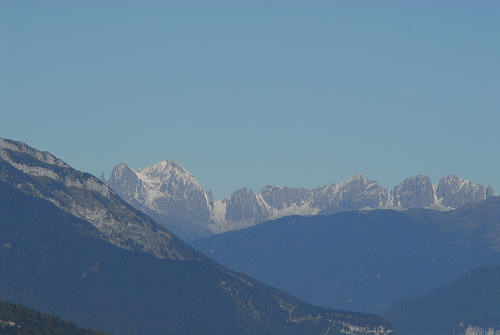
<box><xmin>108</xmin><ymin>160</ymin><xmax>493</xmax><ymax>239</ymax></box>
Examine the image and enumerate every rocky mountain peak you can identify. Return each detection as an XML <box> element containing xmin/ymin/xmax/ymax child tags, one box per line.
<box><xmin>406</xmin><ymin>175</ymin><xmax>432</xmax><ymax>183</ymax></box>
<box><xmin>487</xmin><ymin>185</ymin><xmax>496</xmax><ymax>199</ymax></box>
<box><xmin>436</xmin><ymin>175</ymin><xmax>486</xmax><ymax>208</ymax></box>
<box><xmin>346</xmin><ymin>173</ymin><xmax>369</xmax><ymax>184</ymax></box>
<box><xmin>107</xmin><ymin>158</ymin><xmax>494</xmax><ymax>238</ymax></box>
<box><xmin>261</xmin><ymin>184</ymin><xmax>277</xmax><ymax>192</ymax></box>
<box><xmin>139</xmin><ymin>160</ymin><xmax>203</xmax><ymax>193</ymax></box>
<box><xmin>111</xmin><ymin>163</ymin><xmax>136</xmax><ymax>180</ymax></box>
<box><xmin>108</xmin><ymin>161</ymin><xmax>213</xmax><ymax>240</ymax></box>
<box><xmin>438</xmin><ymin>174</ymin><xmax>461</xmax><ymax>186</ymax></box>
<box><xmin>340</xmin><ymin>174</ymin><xmax>385</xmax><ymax>196</ymax></box>
<box><xmin>108</xmin><ymin>163</ymin><xmax>144</xmax><ymax>203</ymax></box>
<box><xmin>141</xmin><ymin>160</ymin><xmax>186</xmax><ymax>176</ymax></box>
<box><xmin>393</xmin><ymin>175</ymin><xmax>434</xmax><ymax>209</ymax></box>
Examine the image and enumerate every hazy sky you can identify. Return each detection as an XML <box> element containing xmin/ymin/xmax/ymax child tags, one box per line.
<box><xmin>2</xmin><ymin>1</ymin><xmax>499</xmax><ymax>199</ymax></box>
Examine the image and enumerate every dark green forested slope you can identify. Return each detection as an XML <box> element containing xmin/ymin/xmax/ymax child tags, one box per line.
<box><xmin>0</xmin><ymin>299</ymin><xmax>106</xmax><ymax>335</ymax></box>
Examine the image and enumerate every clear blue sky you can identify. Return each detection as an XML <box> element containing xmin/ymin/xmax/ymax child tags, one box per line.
<box><xmin>2</xmin><ymin>1</ymin><xmax>499</xmax><ymax>199</ymax></box>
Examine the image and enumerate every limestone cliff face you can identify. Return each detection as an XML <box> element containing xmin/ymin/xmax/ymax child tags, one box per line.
<box><xmin>314</xmin><ymin>174</ymin><xmax>392</xmax><ymax>214</ymax></box>
<box><xmin>108</xmin><ymin>159</ymin><xmax>493</xmax><ymax>238</ymax></box>
<box><xmin>436</xmin><ymin>175</ymin><xmax>486</xmax><ymax>209</ymax></box>
<box><xmin>0</xmin><ymin>138</ymin><xmax>196</xmax><ymax>260</ymax></box>
<box><xmin>393</xmin><ymin>175</ymin><xmax>435</xmax><ymax>209</ymax></box>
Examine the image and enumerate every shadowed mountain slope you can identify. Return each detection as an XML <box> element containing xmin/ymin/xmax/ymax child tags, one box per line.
<box><xmin>0</xmin><ymin>138</ymin><xmax>394</xmax><ymax>335</ymax></box>
<box><xmin>386</xmin><ymin>265</ymin><xmax>500</xmax><ymax>335</ymax></box>
<box><xmin>194</xmin><ymin>197</ymin><xmax>500</xmax><ymax>315</ymax></box>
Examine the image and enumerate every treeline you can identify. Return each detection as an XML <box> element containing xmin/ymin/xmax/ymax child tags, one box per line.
<box><xmin>0</xmin><ymin>299</ymin><xmax>106</xmax><ymax>335</ymax></box>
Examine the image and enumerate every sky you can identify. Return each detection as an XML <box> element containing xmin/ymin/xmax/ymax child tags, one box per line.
<box><xmin>2</xmin><ymin>1</ymin><xmax>500</xmax><ymax>199</ymax></box>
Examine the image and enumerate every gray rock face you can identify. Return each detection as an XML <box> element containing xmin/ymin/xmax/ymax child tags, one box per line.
<box><xmin>107</xmin><ymin>159</ymin><xmax>493</xmax><ymax>237</ymax></box>
<box><xmin>108</xmin><ymin>161</ymin><xmax>214</xmax><ymax>240</ymax></box>
<box><xmin>487</xmin><ymin>185</ymin><xmax>496</xmax><ymax>199</ymax></box>
<box><xmin>224</xmin><ymin>188</ymin><xmax>270</xmax><ymax>224</ymax></box>
<box><xmin>314</xmin><ymin>175</ymin><xmax>391</xmax><ymax>214</ymax></box>
<box><xmin>436</xmin><ymin>175</ymin><xmax>486</xmax><ymax>209</ymax></box>
<box><xmin>0</xmin><ymin>138</ymin><xmax>196</xmax><ymax>260</ymax></box>
<box><xmin>141</xmin><ymin>161</ymin><xmax>212</xmax><ymax>224</ymax></box>
<box><xmin>393</xmin><ymin>175</ymin><xmax>435</xmax><ymax>209</ymax></box>
<box><xmin>260</xmin><ymin>185</ymin><xmax>312</xmax><ymax>210</ymax></box>
<box><xmin>109</xmin><ymin>163</ymin><xmax>146</xmax><ymax>204</ymax></box>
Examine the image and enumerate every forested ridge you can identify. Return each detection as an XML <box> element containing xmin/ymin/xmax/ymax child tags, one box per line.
<box><xmin>0</xmin><ymin>299</ymin><xmax>106</xmax><ymax>335</ymax></box>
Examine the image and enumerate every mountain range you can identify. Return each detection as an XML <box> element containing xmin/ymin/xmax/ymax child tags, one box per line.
<box><xmin>108</xmin><ymin>160</ymin><xmax>495</xmax><ymax>240</ymax></box>
<box><xmin>193</xmin><ymin>196</ymin><xmax>500</xmax><ymax>324</ymax></box>
<box><xmin>0</xmin><ymin>138</ymin><xmax>394</xmax><ymax>335</ymax></box>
